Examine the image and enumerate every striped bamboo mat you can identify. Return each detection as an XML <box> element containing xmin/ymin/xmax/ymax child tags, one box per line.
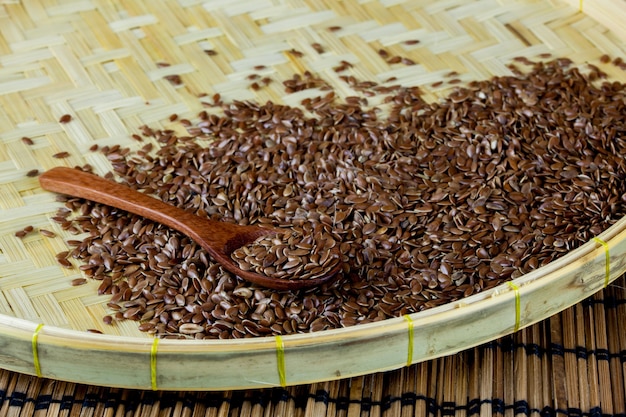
<box><xmin>0</xmin><ymin>275</ymin><xmax>625</xmax><ymax>417</ymax></box>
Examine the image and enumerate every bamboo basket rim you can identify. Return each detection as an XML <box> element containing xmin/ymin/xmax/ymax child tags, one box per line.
<box><xmin>0</xmin><ymin>212</ymin><xmax>623</xmax><ymax>390</ymax></box>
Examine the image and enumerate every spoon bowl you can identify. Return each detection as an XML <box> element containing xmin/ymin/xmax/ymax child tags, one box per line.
<box><xmin>39</xmin><ymin>167</ymin><xmax>342</xmax><ymax>290</ymax></box>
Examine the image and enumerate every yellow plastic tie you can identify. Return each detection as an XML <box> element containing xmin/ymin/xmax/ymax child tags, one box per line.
<box><xmin>593</xmin><ymin>237</ymin><xmax>610</xmax><ymax>288</ymax></box>
<box><xmin>275</xmin><ymin>335</ymin><xmax>286</xmax><ymax>387</ymax></box>
<box><xmin>150</xmin><ymin>337</ymin><xmax>159</xmax><ymax>391</ymax></box>
<box><xmin>32</xmin><ymin>323</ymin><xmax>44</xmax><ymax>378</ymax></box>
<box><xmin>403</xmin><ymin>315</ymin><xmax>414</xmax><ymax>366</ymax></box>
<box><xmin>579</xmin><ymin>0</ymin><xmax>583</xmax><ymax>12</ymax></box>
<box><xmin>507</xmin><ymin>282</ymin><xmax>521</xmax><ymax>332</ymax></box>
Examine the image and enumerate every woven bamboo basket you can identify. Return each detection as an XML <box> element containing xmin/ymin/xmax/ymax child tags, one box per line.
<box><xmin>0</xmin><ymin>0</ymin><xmax>625</xmax><ymax>391</ymax></box>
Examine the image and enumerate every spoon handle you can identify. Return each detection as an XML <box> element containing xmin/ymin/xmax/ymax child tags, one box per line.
<box><xmin>39</xmin><ymin>167</ymin><xmax>201</xmax><ymax>234</ymax></box>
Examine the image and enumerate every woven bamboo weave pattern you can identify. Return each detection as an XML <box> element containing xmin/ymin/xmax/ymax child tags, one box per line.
<box><xmin>0</xmin><ymin>0</ymin><xmax>625</xmax><ymax>340</ymax></box>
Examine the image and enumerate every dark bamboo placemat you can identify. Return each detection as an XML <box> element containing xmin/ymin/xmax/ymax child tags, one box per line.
<box><xmin>1</xmin><ymin>275</ymin><xmax>624</xmax><ymax>417</ymax></box>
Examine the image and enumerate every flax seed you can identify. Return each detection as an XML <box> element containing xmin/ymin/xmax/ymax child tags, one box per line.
<box><xmin>51</xmin><ymin>56</ymin><xmax>626</xmax><ymax>340</ymax></box>
<box><xmin>40</xmin><ymin>229</ymin><xmax>56</xmax><ymax>238</ymax></box>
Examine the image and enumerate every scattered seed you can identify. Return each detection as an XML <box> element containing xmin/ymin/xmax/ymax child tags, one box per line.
<box><xmin>164</xmin><ymin>74</ymin><xmax>182</xmax><ymax>85</ymax></box>
<box><xmin>57</xmin><ymin>258</ymin><xmax>73</xmax><ymax>269</ymax></box>
<box><xmin>21</xmin><ymin>137</ymin><xmax>34</xmax><ymax>145</ymax></box>
<box><xmin>311</xmin><ymin>43</ymin><xmax>324</xmax><ymax>54</ymax></box>
<box><xmin>40</xmin><ymin>229</ymin><xmax>56</xmax><ymax>238</ymax></box>
<box><xmin>288</xmin><ymin>48</ymin><xmax>304</xmax><ymax>58</ymax></box>
<box><xmin>26</xmin><ymin>169</ymin><xmax>39</xmax><ymax>177</ymax></box>
<box><xmin>59</xmin><ymin>114</ymin><xmax>72</xmax><ymax>123</ymax></box>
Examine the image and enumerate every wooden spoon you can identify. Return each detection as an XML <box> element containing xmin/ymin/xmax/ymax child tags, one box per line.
<box><xmin>39</xmin><ymin>167</ymin><xmax>342</xmax><ymax>290</ymax></box>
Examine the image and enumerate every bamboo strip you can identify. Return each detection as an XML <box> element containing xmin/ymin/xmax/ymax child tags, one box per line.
<box><xmin>400</xmin><ymin>366</ymin><xmax>415</xmax><ymax>417</ymax></box>
<box><xmin>276</xmin><ymin>388</ymin><xmax>297</xmax><ymax>417</ymax></box>
<box><xmin>549</xmin><ymin>314</ymin><xmax>568</xmax><ymax>412</ymax></box>
<box><xmin>443</xmin><ymin>355</ymin><xmax>459</xmax><ymax>417</ymax></box>
<box><xmin>45</xmin><ymin>379</ymin><xmax>69</xmax><ymax>417</ymax></box>
<box><xmin>493</xmin><ymin>338</ymin><xmax>505</xmax><ymax>417</ymax></box>
<box><xmin>414</xmin><ymin>358</ymin><xmax>429</xmax><ymax>417</ymax></box>
<box><xmin>493</xmin><ymin>335</ymin><xmax>510</xmax><ymax>417</ymax></box>
<box><xmin>218</xmin><ymin>390</ymin><xmax>233</xmax><ymax>417</ymax></box>
<box><xmin>35</xmin><ymin>378</ymin><xmax>58</xmax><ymax>417</ymax></box>
<box><xmin>304</xmin><ymin>382</ymin><xmax>327</xmax><ymax>417</ymax></box>
<box><xmin>479</xmin><ymin>344</ymin><xmax>494</xmax><ymax>417</ymax></box>
<box><xmin>526</xmin><ymin>326</ymin><xmax>546</xmax><ymax>412</ymax></box>
<box><xmin>584</xmin><ymin>299</ymin><xmax>601</xmax><ymax>415</ymax></box>
<box><xmin>535</xmin><ymin>320</ymin><xmax>556</xmax><ymax>409</ymax></box>
<box><xmin>513</xmin><ymin>330</ymin><xmax>527</xmax><ymax>417</ymax></box>
<box><xmin>369</xmin><ymin>373</ymin><xmax>384</xmax><ymax>417</ymax></box>
<box><xmin>605</xmin><ymin>285</ymin><xmax>626</xmax><ymax>414</ymax></box>
<box><xmin>238</xmin><ymin>394</ymin><xmax>254</xmax><ymax>417</ymax></box>
<box><xmin>573</xmin><ymin>303</ymin><xmax>590</xmax><ymax>412</ymax></box>
<box><xmin>592</xmin><ymin>290</ymin><xmax>614</xmax><ymax>415</ymax></box>
<box><xmin>532</xmin><ymin>324</ymin><xmax>548</xmax><ymax>414</ymax></box>
<box><xmin>615</xmin><ymin>283</ymin><xmax>626</xmax><ymax>412</ymax></box>
<box><xmin>0</xmin><ymin>369</ymin><xmax>15</xmax><ymax>417</ymax></box>
<box><xmin>325</xmin><ymin>380</ymin><xmax>342</xmax><ymax>417</ymax></box>
<box><xmin>382</xmin><ymin>368</ymin><xmax>403</xmax><ymax>417</ymax></box>
<box><xmin>562</xmin><ymin>305</ymin><xmax>581</xmax><ymax>412</ymax></box>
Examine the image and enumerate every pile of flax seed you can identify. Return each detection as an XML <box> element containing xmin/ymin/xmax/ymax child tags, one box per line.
<box><xmin>52</xmin><ymin>56</ymin><xmax>626</xmax><ymax>339</ymax></box>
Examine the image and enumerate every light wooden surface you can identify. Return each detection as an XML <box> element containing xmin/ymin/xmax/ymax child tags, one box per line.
<box><xmin>0</xmin><ymin>0</ymin><xmax>625</xmax><ymax>390</ymax></box>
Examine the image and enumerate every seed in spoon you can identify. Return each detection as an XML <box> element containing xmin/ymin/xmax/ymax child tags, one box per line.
<box><xmin>231</xmin><ymin>227</ymin><xmax>341</xmax><ymax>281</ymax></box>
